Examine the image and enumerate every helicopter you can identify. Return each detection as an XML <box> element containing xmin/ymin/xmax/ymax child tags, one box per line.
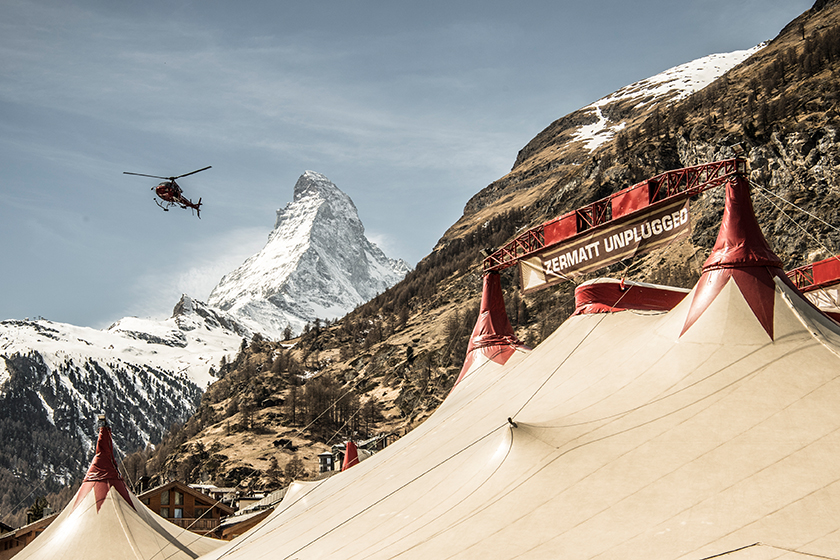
<box><xmin>123</xmin><ymin>166</ymin><xmax>211</xmax><ymax>218</ymax></box>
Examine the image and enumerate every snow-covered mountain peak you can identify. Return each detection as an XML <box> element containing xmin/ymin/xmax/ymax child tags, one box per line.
<box><xmin>275</xmin><ymin>170</ymin><xmax>363</xmax><ymax>240</ymax></box>
<box><xmin>209</xmin><ymin>172</ymin><xmax>410</xmax><ymax>338</ymax></box>
<box><xmin>293</xmin><ymin>170</ymin><xmax>351</xmax><ymax>202</ymax></box>
<box><xmin>0</xmin><ymin>176</ymin><xmax>401</xmax><ymax>495</ymax></box>
<box><xmin>171</xmin><ymin>294</ymin><xmax>252</xmax><ymax>337</ymax></box>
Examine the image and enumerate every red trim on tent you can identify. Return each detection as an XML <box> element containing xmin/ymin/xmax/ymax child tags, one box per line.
<box><xmin>454</xmin><ymin>273</ymin><xmax>526</xmax><ymax>387</ymax></box>
<box><xmin>573</xmin><ymin>280</ymin><xmax>689</xmax><ymax>315</ymax></box>
<box><xmin>341</xmin><ymin>441</ymin><xmax>359</xmax><ymax>471</ymax></box>
<box><xmin>681</xmin><ymin>175</ymin><xmax>784</xmax><ymax>339</ymax></box>
<box><xmin>73</xmin><ymin>426</ymin><xmax>135</xmax><ymax>512</ymax></box>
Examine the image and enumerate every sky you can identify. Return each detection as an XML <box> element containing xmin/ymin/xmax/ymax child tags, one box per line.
<box><xmin>0</xmin><ymin>0</ymin><xmax>814</xmax><ymax>329</ymax></box>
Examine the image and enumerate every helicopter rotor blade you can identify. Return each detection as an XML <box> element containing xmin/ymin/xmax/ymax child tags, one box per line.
<box><xmin>123</xmin><ymin>172</ymin><xmax>170</xmax><ymax>180</ymax></box>
<box><xmin>174</xmin><ymin>166</ymin><xmax>212</xmax><ymax>179</ymax></box>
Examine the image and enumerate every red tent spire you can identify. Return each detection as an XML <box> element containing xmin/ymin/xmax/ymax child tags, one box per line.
<box><xmin>681</xmin><ymin>173</ymin><xmax>785</xmax><ymax>339</ymax></box>
<box><xmin>453</xmin><ymin>272</ymin><xmax>525</xmax><ymax>388</ymax></box>
<box><xmin>341</xmin><ymin>440</ymin><xmax>360</xmax><ymax>471</ymax></box>
<box><xmin>73</xmin><ymin>416</ymin><xmax>135</xmax><ymax>512</ymax></box>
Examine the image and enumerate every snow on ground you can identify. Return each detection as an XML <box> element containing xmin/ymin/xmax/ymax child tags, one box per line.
<box><xmin>0</xmin><ymin>314</ymin><xmax>242</xmax><ymax>392</ymax></box>
<box><xmin>572</xmin><ymin>44</ymin><xmax>765</xmax><ymax>152</ymax></box>
<box><xmin>573</xmin><ymin>106</ymin><xmax>627</xmax><ymax>152</ymax></box>
<box><xmin>0</xmin><ymin>313</ymin><xmax>244</xmax><ymax>458</ymax></box>
<box><xmin>39</xmin><ymin>392</ymin><xmax>55</xmax><ymax>424</ymax></box>
<box><xmin>0</xmin><ymin>356</ymin><xmax>8</xmax><ymax>387</ymax></box>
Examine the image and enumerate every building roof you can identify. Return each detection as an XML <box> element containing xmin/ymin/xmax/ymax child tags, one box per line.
<box><xmin>0</xmin><ymin>512</ymin><xmax>58</xmax><ymax>542</ymax></box>
<box><xmin>235</xmin><ymin>487</ymin><xmax>287</xmax><ymax>515</ymax></box>
<box><xmin>189</xmin><ymin>484</ymin><xmax>238</xmax><ymax>494</ymax></box>
<box><xmin>137</xmin><ymin>481</ymin><xmax>235</xmax><ymax>516</ymax></box>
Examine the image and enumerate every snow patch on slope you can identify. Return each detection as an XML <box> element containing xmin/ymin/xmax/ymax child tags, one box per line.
<box><xmin>573</xmin><ymin>44</ymin><xmax>765</xmax><ymax>152</ymax></box>
<box><xmin>0</xmin><ymin>358</ymin><xmax>9</xmax><ymax>388</ymax></box>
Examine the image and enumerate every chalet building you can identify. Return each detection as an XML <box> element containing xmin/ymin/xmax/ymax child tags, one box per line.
<box><xmin>233</xmin><ymin>494</ymin><xmax>264</xmax><ymax>511</ymax></box>
<box><xmin>137</xmin><ymin>481</ymin><xmax>234</xmax><ymax>536</ymax></box>
<box><xmin>0</xmin><ymin>514</ymin><xmax>57</xmax><ymax>560</ymax></box>
<box><xmin>317</xmin><ymin>451</ymin><xmax>336</xmax><ymax>474</ymax></box>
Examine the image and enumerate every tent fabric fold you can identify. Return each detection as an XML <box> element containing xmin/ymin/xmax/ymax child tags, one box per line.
<box><xmin>191</xmin><ymin>174</ymin><xmax>840</xmax><ymax>560</ymax></box>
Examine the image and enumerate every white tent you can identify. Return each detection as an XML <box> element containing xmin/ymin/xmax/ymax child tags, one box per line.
<box><xmin>16</xmin><ymin>420</ymin><xmax>223</xmax><ymax>560</ymax></box>
<box><xmin>195</xmin><ymin>171</ymin><xmax>840</xmax><ymax>560</ymax></box>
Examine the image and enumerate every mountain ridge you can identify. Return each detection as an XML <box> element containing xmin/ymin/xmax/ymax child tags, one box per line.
<box><xmin>0</xmin><ymin>171</ymin><xmax>410</xmax><ymax>522</ymax></box>
<box><xmin>458</xmin><ymin>44</ymin><xmax>766</xmax><ymax>228</ymax></box>
<box><xmin>4</xmin><ymin>0</ymin><xmax>839</xmax><ymax>524</ymax></box>
<box><xmin>116</xmin><ymin>0</ymin><xmax>840</xmax><ymax>497</ymax></box>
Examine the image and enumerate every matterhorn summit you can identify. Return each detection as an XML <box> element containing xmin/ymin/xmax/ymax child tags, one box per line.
<box><xmin>208</xmin><ymin>171</ymin><xmax>410</xmax><ymax>337</ymax></box>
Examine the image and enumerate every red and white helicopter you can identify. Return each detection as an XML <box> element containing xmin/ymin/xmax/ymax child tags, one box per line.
<box><xmin>123</xmin><ymin>166</ymin><xmax>210</xmax><ymax>218</ymax></box>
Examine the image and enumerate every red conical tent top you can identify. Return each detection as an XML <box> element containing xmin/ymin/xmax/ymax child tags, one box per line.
<box><xmin>681</xmin><ymin>174</ymin><xmax>786</xmax><ymax>339</ymax></box>
<box><xmin>453</xmin><ymin>272</ymin><xmax>526</xmax><ymax>388</ymax></box>
<box><xmin>73</xmin><ymin>419</ymin><xmax>134</xmax><ymax>513</ymax></box>
<box><xmin>341</xmin><ymin>440</ymin><xmax>360</xmax><ymax>471</ymax></box>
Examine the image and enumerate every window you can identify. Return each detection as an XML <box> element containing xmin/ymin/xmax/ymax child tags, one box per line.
<box><xmin>160</xmin><ymin>490</ymin><xmax>170</xmax><ymax>505</ymax></box>
<box><xmin>160</xmin><ymin>508</ymin><xmax>169</xmax><ymax>518</ymax></box>
<box><xmin>194</xmin><ymin>507</ymin><xmax>206</xmax><ymax>518</ymax></box>
<box><xmin>174</xmin><ymin>508</ymin><xmax>183</xmax><ymax>519</ymax></box>
<box><xmin>174</xmin><ymin>491</ymin><xmax>184</xmax><ymax>506</ymax></box>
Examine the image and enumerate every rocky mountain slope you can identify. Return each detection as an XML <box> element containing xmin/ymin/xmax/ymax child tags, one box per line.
<box><xmin>0</xmin><ymin>296</ymin><xmax>249</xmax><ymax>520</ymax></box>
<box><xmin>457</xmin><ymin>0</ymin><xmax>840</xmax><ymax>273</ymax></box>
<box><xmin>0</xmin><ymin>172</ymin><xmax>409</xmax><ymax>522</ymax></box>
<box><xmin>117</xmin><ymin>0</ymin><xmax>840</xmax><ymax>497</ymax></box>
<box><xmin>208</xmin><ymin>171</ymin><xmax>410</xmax><ymax>338</ymax></box>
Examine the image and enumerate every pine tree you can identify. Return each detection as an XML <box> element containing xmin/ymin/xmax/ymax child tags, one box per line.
<box><xmin>266</xmin><ymin>456</ymin><xmax>283</xmax><ymax>488</ymax></box>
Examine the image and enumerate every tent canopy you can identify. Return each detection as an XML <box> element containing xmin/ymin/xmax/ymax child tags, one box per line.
<box><xmin>17</xmin><ymin>419</ymin><xmax>223</xmax><ymax>560</ymax></box>
<box><xmin>197</xmin><ymin>174</ymin><xmax>840</xmax><ymax>560</ymax></box>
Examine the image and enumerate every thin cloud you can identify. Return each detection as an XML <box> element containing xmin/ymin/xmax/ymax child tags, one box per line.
<box><xmin>118</xmin><ymin>226</ymin><xmax>267</xmax><ymax>325</ymax></box>
<box><xmin>0</xmin><ymin>0</ymin><xmax>815</xmax><ymax>327</ymax></box>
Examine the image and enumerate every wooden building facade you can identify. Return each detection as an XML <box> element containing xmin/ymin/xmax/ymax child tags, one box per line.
<box><xmin>137</xmin><ymin>481</ymin><xmax>234</xmax><ymax>536</ymax></box>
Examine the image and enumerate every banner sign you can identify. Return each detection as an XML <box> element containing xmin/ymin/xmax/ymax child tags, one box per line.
<box><xmin>520</xmin><ymin>199</ymin><xmax>691</xmax><ymax>293</ymax></box>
